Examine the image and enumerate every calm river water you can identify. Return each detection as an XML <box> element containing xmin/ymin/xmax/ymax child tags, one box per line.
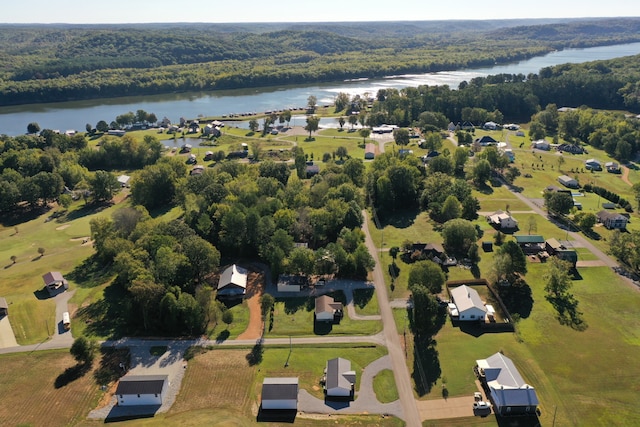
<box><xmin>1</xmin><ymin>42</ymin><xmax>640</xmax><ymax>136</ymax></box>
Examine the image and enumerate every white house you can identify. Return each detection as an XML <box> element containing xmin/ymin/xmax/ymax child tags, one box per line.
<box><xmin>486</xmin><ymin>210</ymin><xmax>518</xmax><ymax>230</ymax></box>
<box><xmin>117</xmin><ymin>175</ymin><xmax>131</xmax><ymax>187</ymax></box>
<box><xmin>557</xmin><ymin>175</ymin><xmax>579</xmax><ymax>189</ymax></box>
<box><xmin>324</xmin><ymin>357</ymin><xmax>356</xmax><ymax>398</ymax></box>
<box><xmin>116</xmin><ymin>375</ymin><xmax>169</xmax><ymax>406</ymax></box>
<box><xmin>315</xmin><ymin>295</ymin><xmax>344</xmax><ymax>322</ymax></box>
<box><xmin>217</xmin><ymin>264</ymin><xmax>248</xmax><ymax>297</ymax></box>
<box><xmin>476</xmin><ymin>352</ymin><xmax>539</xmax><ymax>416</ymax></box>
<box><xmin>261</xmin><ymin>377</ymin><xmax>299</xmax><ymax>410</ymax></box>
<box><xmin>483</xmin><ymin>121</ymin><xmax>498</xmax><ymax>130</ymax></box>
<box><xmin>450</xmin><ymin>285</ymin><xmax>487</xmax><ymax>321</ymax></box>
<box><xmin>531</xmin><ymin>139</ymin><xmax>550</xmax><ymax>150</ymax></box>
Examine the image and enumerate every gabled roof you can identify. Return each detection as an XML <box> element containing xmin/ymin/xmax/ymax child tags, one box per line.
<box><xmin>597</xmin><ymin>210</ymin><xmax>627</xmax><ymax>221</ymax></box>
<box><xmin>116</xmin><ymin>375</ymin><xmax>168</xmax><ymax>395</ymax></box>
<box><xmin>42</xmin><ymin>271</ymin><xmax>65</xmax><ymax>286</ymax></box>
<box><xmin>545</xmin><ymin>238</ymin><xmax>564</xmax><ymax>251</ymax></box>
<box><xmin>476</xmin><ymin>352</ymin><xmax>539</xmax><ymax>407</ymax></box>
<box><xmin>218</xmin><ymin>264</ymin><xmax>248</xmax><ymax>291</ymax></box>
<box><xmin>0</xmin><ymin>297</ymin><xmax>8</xmax><ymax>310</ymax></box>
<box><xmin>315</xmin><ymin>295</ymin><xmax>343</xmax><ymax>315</ymax></box>
<box><xmin>326</xmin><ymin>357</ymin><xmax>356</xmax><ymax>392</ymax></box>
<box><xmin>514</xmin><ymin>235</ymin><xmax>545</xmax><ymax>244</ymax></box>
<box><xmin>450</xmin><ymin>285</ymin><xmax>486</xmax><ymax>313</ymax></box>
<box><xmin>262</xmin><ymin>377</ymin><xmax>299</xmax><ymax>400</ymax></box>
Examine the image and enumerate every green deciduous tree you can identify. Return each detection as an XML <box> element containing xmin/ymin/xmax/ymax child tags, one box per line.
<box><xmin>70</xmin><ymin>336</ymin><xmax>97</xmax><ymax>364</ymax></box>
<box><xmin>408</xmin><ymin>260</ymin><xmax>445</xmax><ymax>294</ymax></box>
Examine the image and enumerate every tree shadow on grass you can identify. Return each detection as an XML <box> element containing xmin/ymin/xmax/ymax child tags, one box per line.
<box><xmin>215</xmin><ymin>330</ymin><xmax>230</xmax><ymax>343</ymax></box>
<box><xmin>67</xmin><ymin>254</ymin><xmax>114</xmax><ymax>289</ymax></box>
<box><xmin>94</xmin><ymin>348</ymin><xmax>130</xmax><ymax>386</ymax></box>
<box><xmin>278</xmin><ymin>297</ymin><xmax>312</xmax><ymax>315</ymax></box>
<box><xmin>55</xmin><ymin>362</ymin><xmax>91</xmax><ymax>388</ymax></box>
<box><xmin>78</xmin><ymin>282</ymin><xmax>130</xmax><ymax>339</ymax></box>
<box><xmin>546</xmin><ymin>294</ymin><xmax>588</xmax><ymax>331</ymax></box>
<box><xmin>352</xmin><ymin>288</ymin><xmax>374</xmax><ymax>309</ymax></box>
<box><xmin>379</xmin><ymin>208</ymin><xmax>419</xmax><ymax>229</ymax></box>
<box><xmin>412</xmin><ymin>337</ymin><xmax>441</xmax><ymax>396</ymax></box>
<box><xmin>496</xmin><ymin>283</ymin><xmax>534</xmax><ymax>319</ymax></box>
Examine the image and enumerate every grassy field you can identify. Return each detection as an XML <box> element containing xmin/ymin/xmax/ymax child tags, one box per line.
<box><xmin>265</xmin><ymin>292</ymin><xmax>382</xmax><ymax>337</ymax></box>
<box><xmin>0</xmin><ymin>199</ymin><xmax>115</xmax><ymax>344</ymax></box>
<box><xmin>0</xmin><ymin>350</ymin><xmax>102</xmax><ymax>427</ymax></box>
<box><xmin>76</xmin><ymin>345</ymin><xmax>402</xmax><ymax>427</ymax></box>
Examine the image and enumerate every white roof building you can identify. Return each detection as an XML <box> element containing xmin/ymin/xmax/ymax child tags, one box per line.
<box><xmin>217</xmin><ymin>264</ymin><xmax>248</xmax><ymax>297</ymax></box>
<box><xmin>476</xmin><ymin>352</ymin><xmax>539</xmax><ymax>416</ymax></box>
<box><xmin>450</xmin><ymin>285</ymin><xmax>486</xmax><ymax>321</ymax></box>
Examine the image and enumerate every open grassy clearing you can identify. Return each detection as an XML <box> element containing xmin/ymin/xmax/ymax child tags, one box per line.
<box><xmin>80</xmin><ymin>345</ymin><xmax>400</xmax><ymax>427</ymax></box>
<box><xmin>373</xmin><ymin>369</ymin><xmax>400</xmax><ymax>403</ymax></box>
<box><xmin>0</xmin><ymin>350</ymin><xmax>101</xmax><ymax>427</ymax></box>
<box><xmin>0</xmin><ymin>199</ymin><xmax>114</xmax><ymax>344</ymax></box>
<box><xmin>265</xmin><ymin>292</ymin><xmax>381</xmax><ymax>337</ymax></box>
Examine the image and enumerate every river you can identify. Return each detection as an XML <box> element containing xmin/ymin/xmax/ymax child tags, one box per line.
<box><xmin>1</xmin><ymin>42</ymin><xmax>640</xmax><ymax>137</ymax></box>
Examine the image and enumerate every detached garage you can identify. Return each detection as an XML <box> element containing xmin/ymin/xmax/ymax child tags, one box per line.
<box><xmin>116</xmin><ymin>375</ymin><xmax>169</xmax><ymax>406</ymax></box>
<box><xmin>261</xmin><ymin>377</ymin><xmax>299</xmax><ymax>410</ymax></box>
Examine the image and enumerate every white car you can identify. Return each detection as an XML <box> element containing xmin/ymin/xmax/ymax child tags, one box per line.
<box><xmin>473</xmin><ymin>401</ymin><xmax>490</xmax><ymax>410</ymax></box>
<box><xmin>474</xmin><ymin>391</ymin><xmax>482</xmax><ymax>401</ymax></box>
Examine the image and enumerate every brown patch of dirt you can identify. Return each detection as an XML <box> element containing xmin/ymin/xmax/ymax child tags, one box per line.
<box><xmin>237</xmin><ymin>269</ymin><xmax>265</xmax><ymax>340</ymax></box>
<box><xmin>55</xmin><ymin>224</ymin><xmax>71</xmax><ymax>230</ymax></box>
<box><xmin>621</xmin><ymin>166</ymin><xmax>632</xmax><ymax>186</ymax></box>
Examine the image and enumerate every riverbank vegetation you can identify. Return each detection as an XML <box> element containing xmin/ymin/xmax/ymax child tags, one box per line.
<box><xmin>1</xmin><ymin>18</ymin><xmax>640</xmax><ymax>105</ymax></box>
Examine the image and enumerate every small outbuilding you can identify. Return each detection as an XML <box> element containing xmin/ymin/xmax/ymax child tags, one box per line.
<box><xmin>531</xmin><ymin>139</ymin><xmax>550</xmax><ymax>150</ymax></box>
<box><xmin>315</xmin><ymin>295</ymin><xmax>344</xmax><ymax>322</ymax></box>
<box><xmin>324</xmin><ymin>357</ymin><xmax>356</xmax><ymax>398</ymax></box>
<box><xmin>364</xmin><ymin>143</ymin><xmax>376</xmax><ymax>160</ymax></box>
<box><xmin>449</xmin><ymin>285</ymin><xmax>487</xmax><ymax>321</ymax></box>
<box><xmin>261</xmin><ymin>377</ymin><xmax>299</xmax><ymax>410</ymax></box>
<box><xmin>116</xmin><ymin>375</ymin><xmax>169</xmax><ymax>406</ymax></box>
<box><xmin>0</xmin><ymin>297</ymin><xmax>8</xmax><ymax>316</ymax></box>
<box><xmin>117</xmin><ymin>175</ymin><xmax>131</xmax><ymax>187</ymax></box>
<box><xmin>42</xmin><ymin>272</ymin><xmax>69</xmax><ymax>295</ymax></box>
<box><xmin>605</xmin><ymin>162</ymin><xmax>621</xmax><ymax>173</ymax></box>
<box><xmin>217</xmin><ymin>264</ymin><xmax>248</xmax><ymax>297</ymax></box>
<box><xmin>557</xmin><ymin>175</ymin><xmax>578</xmax><ymax>189</ymax></box>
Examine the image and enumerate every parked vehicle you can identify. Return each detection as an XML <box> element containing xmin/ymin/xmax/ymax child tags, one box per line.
<box><xmin>62</xmin><ymin>312</ymin><xmax>71</xmax><ymax>330</ymax></box>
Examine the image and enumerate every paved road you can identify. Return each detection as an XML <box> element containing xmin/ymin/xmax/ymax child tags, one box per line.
<box><xmin>361</xmin><ymin>210</ymin><xmax>422</xmax><ymax>426</ymax></box>
<box><xmin>502</xmin><ymin>179</ymin><xmax>639</xmax><ymax>290</ymax></box>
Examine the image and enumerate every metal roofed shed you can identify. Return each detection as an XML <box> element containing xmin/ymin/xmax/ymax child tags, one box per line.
<box><xmin>115</xmin><ymin>375</ymin><xmax>169</xmax><ymax>406</ymax></box>
<box><xmin>261</xmin><ymin>377</ymin><xmax>299</xmax><ymax>410</ymax></box>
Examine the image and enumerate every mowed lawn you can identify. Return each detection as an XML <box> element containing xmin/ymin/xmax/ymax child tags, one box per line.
<box><xmin>0</xmin><ymin>201</ymin><xmax>98</xmax><ymax>344</ymax></box>
<box><xmin>77</xmin><ymin>346</ymin><xmax>402</xmax><ymax>427</ymax></box>
<box><xmin>422</xmin><ymin>260</ymin><xmax>640</xmax><ymax>427</ymax></box>
<box><xmin>0</xmin><ymin>350</ymin><xmax>101</xmax><ymax>427</ymax></box>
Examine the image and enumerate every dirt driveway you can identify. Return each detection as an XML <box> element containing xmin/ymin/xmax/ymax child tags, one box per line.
<box><xmin>237</xmin><ymin>267</ymin><xmax>265</xmax><ymax>340</ymax></box>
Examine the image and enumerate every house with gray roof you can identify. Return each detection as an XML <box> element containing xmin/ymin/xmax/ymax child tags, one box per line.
<box><xmin>116</xmin><ymin>375</ymin><xmax>169</xmax><ymax>406</ymax></box>
<box><xmin>324</xmin><ymin>357</ymin><xmax>356</xmax><ymax>398</ymax></box>
<box><xmin>476</xmin><ymin>352</ymin><xmax>539</xmax><ymax>416</ymax></box>
<box><xmin>596</xmin><ymin>210</ymin><xmax>629</xmax><ymax>230</ymax></box>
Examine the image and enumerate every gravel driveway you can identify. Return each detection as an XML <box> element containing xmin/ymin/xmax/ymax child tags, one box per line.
<box><xmin>87</xmin><ymin>340</ymin><xmax>191</xmax><ymax>420</ymax></box>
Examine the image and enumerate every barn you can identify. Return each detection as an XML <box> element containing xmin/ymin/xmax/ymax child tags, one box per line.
<box><xmin>261</xmin><ymin>377</ymin><xmax>299</xmax><ymax>410</ymax></box>
<box><xmin>115</xmin><ymin>375</ymin><xmax>169</xmax><ymax>406</ymax></box>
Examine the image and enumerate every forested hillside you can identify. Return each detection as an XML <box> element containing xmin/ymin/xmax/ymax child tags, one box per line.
<box><xmin>1</xmin><ymin>17</ymin><xmax>639</xmax><ymax>106</ymax></box>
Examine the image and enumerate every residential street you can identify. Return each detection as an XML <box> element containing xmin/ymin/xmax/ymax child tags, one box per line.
<box><xmin>361</xmin><ymin>209</ymin><xmax>422</xmax><ymax>426</ymax></box>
